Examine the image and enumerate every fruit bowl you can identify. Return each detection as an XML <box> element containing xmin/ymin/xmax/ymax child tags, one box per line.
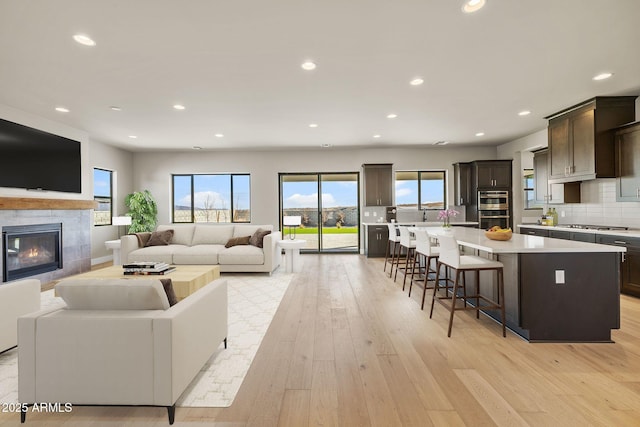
<box><xmin>484</xmin><ymin>230</ymin><xmax>513</xmax><ymax>241</ymax></box>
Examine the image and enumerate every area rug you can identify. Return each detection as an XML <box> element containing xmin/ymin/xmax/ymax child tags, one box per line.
<box><xmin>0</xmin><ymin>270</ymin><xmax>293</xmax><ymax>408</ymax></box>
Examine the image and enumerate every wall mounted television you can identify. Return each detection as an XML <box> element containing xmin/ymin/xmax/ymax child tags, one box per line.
<box><xmin>0</xmin><ymin>117</ymin><xmax>82</xmax><ymax>193</ymax></box>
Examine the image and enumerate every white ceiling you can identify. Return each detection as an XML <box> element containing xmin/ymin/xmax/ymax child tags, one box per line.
<box><xmin>1</xmin><ymin>0</ymin><xmax>639</xmax><ymax>152</ymax></box>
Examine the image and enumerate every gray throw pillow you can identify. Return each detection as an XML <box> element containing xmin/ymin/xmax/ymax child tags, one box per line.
<box><xmin>159</xmin><ymin>278</ymin><xmax>178</xmax><ymax>306</ymax></box>
<box><xmin>249</xmin><ymin>228</ymin><xmax>272</xmax><ymax>248</ymax></box>
<box><xmin>225</xmin><ymin>235</ymin><xmax>251</xmax><ymax>248</ymax></box>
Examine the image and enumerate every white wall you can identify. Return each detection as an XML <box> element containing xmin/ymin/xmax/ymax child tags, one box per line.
<box><xmin>89</xmin><ymin>140</ymin><xmax>134</xmax><ymax>263</ymax></box>
<box><xmin>131</xmin><ymin>145</ymin><xmax>497</xmax><ymax>245</ymax></box>
<box><xmin>0</xmin><ymin>104</ymin><xmax>91</xmax><ymax>200</ymax></box>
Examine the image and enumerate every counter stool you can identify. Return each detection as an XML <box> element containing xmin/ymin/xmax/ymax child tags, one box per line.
<box><xmin>384</xmin><ymin>223</ymin><xmax>400</xmax><ymax>277</ymax></box>
<box><xmin>429</xmin><ymin>233</ymin><xmax>506</xmax><ymax>338</ymax></box>
<box><xmin>395</xmin><ymin>226</ymin><xmax>416</xmax><ymax>288</ymax></box>
<box><xmin>408</xmin><ymin>229</ymin><xmax>440</xmax><ymax>309</ymax></box>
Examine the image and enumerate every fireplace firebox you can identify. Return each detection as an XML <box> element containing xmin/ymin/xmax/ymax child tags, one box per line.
<box><xmin>2</xmin><ymin>223</ymin><xmax>62</xmax><ymax>281</ymax></box>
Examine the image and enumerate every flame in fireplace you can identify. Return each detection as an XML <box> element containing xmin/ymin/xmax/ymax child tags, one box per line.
<box><xmin>28</xmin><ymin>247</ymin><xmax>39</xmax><ymax>257</ymax></box>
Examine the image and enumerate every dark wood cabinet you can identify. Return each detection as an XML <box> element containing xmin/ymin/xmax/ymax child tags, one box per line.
<box><xmin>546</xmin><ymin>96</ymin><xmax>636</xmax><ymax>184</ymax></box>
<box><xmin>363</xmin><ymin>164</ymin><xmax>392</xmax><ymax>206</ymax></box>
<box><xmin>615</xmin><ymin>122</ymin><xmax>640</xmax><ymax>202</ymax></box>
<box><xmin>534</xmin><ymin>149</ymin><xmax>581</xmax><ymax>204</ymax></box>
<box><xmin>366</xmin><ymin>225</ymin><xmax>389</xmax><ymax>257</ymax></box>
<box><xmin>453</xmin><ymin>162</ymin><xmax>472</xmax><ymax>205</ymax></box>
<box><xmin>549</xmin><ymin>229</ymin><xmax>570</xmax><ymax>240</ymax></box>
<box><xmin>596</xmin><ymin>235</ymin><xmax>640</xmax><ymax>297</ymax></box>
<box><xmin>474</xmin><ymin>160</ymin><xmax>511</xmax><ymax>189</ymax></box>
<box><xmin>519</xmin><ymin>227</ymin><xmax>549</xmax><ymax>237</ymax></box>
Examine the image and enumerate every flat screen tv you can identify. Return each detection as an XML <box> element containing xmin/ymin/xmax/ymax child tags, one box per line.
<box><xmin>0</xmin><ymin>117</ymin><xmax>82</xmax><ymax>193</ymax></box>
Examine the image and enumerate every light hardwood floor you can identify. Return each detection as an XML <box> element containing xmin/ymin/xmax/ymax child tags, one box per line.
<box><xmin>3</xmin><ymin>254</ymin><xmax>640</xmax><ymax>426</ymax></box>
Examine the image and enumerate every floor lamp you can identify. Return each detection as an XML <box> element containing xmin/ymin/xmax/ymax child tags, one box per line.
<box><xmin>112</xmin><ymin>216</ymin><xmax>132</xmax><ymax>238</ymax></box>
<box><xmin>283</xmin><ymin>216</ymin><xmax>301</xmax><ymax>240</ymax></box>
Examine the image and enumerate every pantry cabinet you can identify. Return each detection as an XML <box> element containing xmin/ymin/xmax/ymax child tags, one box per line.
<box><xmin>363</xmin><ymin>164</ymin><xmax>392</xmax><ymax>206</ymax></box>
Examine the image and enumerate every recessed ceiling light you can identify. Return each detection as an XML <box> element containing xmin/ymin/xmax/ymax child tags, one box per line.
<box><xmin>475</xmin><ymin>132</ymin><xmax>485</xmax><ymax>137</ymax></box>
<box><xmin>518</xmin><ymin>110</ymin><xmax>531</xmax><ymax>116</ymax></box>
<box><xmin>73</xmin><ymin>34</ymin><xmax>96</xmax><ymax>46</ymax></box>
<box><xmin>410</xmin><ymin>78</ymin><xmax>424</xmax><ymax>86</ymax></box>
<box><xmin>215</xmin><ymin>133</ymin><xmax>224</xmax><ymax>138</ymax></box>
<box><xmin>309</xmin><ymin>123</ymin><xmax>318</xmax><ymax>128</ymax></box>
<box><xmin>462</xmin><ymin>0</ymin><xmax>486</xmax><ymax>13</ymax></box>
<box><xmin>192</xmin><ymin>146</ymin><xmax>203</xmax><ymax>150</ymax></box>
<box><xmin>109</xmin><ymin>106</ymin><xmax>122</xmax><ymax>111</ymax></box>
<box><xmin>387</xmin><ymin>113</ymin><xmax>398</xmax><ymax>119</ymax></box>
<box><xmin>128</xmin><ymin>135</ymin><xmax>137</xmax><ymax>139</ymax></box>
<box><xmin>321</xmin><ymin>143</ymin><xmax>332</xmax><ymax>148</ymax></box>
<box><xmin>173</xmin><ymin>104</ymin><xmax>186</xmax><ymax>110</ymax></box>
<box><xmin>433</xmin><ymin>140</ymin><xmax>449</xmax><ymax>145</ymax></box>
<box><xmin>373</xmin><ymin>134</ymin><xmax>381</xmax><ymax>138</ymax></box>
<box><xmin>593</xmin><ymin>72</ymin><xmax>613</xmax><ymax>81</ymax></box>
<box><xmin>55</xmin><ymin>107</ymin><xmax>69</xmax><ymax>113</ymax></box>
<box><xmin>301</xmin><ymin>61</ymin><xmax>316</xmax><ymax>71</ymax></box>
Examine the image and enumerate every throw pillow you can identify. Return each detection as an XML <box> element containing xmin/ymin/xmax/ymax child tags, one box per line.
<box><xmin>249</xmin><ymin>228</ymin><xmax>272</xmax><ymax>248</ymax></box>
<box><xmin>135</xmin><ymin>232</ymin><xmax>152</xmax><ymax>247</ymax></box>
<box><xmin>145</xmin><ymin>229</ymin><xmax>174</xmax><ymax>247</ymax></box>
<box><xmin>225</xmin><ymin>235</ymin><xmax>251</xmax><ymax>248</ymax></box>
<box><xmin>159</xmin><ymin>278</ymin><xmax>178</xmax><ymax>306</ymax></box>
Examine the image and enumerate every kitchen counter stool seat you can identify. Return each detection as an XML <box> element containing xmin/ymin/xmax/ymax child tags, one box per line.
<box><xmin>429</xmin><ymin>233</ymin><xmax>506</xmax><ymax>338</ymax></box>
<box><xmin>408</xmin><ymin>229</ymin><xmax>441</xmax><ymax>309</ymax></box>
<box><xmin>384</xmin><ymin>223</ymin><xmax>400</xmax><ymax>277</ymax></box>
<box><xmin>395</xmin><ymin>226</ymin><xmax>416</xmax><ymax>287</ymax></box>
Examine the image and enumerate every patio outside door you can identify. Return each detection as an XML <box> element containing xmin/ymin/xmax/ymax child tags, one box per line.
<box><xmin>280</xmin><ymin>173</ymin><xmax>359</xmax><ymax>253</ymax></box>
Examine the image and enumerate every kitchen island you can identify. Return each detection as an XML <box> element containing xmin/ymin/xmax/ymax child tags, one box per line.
<box><xmin>418</xmin><ymin>227</ymin><xmax>625</xmax><ymax>343</ymax></box>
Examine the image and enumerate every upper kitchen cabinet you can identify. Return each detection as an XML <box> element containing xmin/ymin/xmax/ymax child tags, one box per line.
<box><xmin>453</xmin><ymin>162</ymin><xmax>472</xmax><ymax>205</ymax></box>
<box><xmin>546</xmin><ymin>96</ymin><xmax>636</xmax><ymax>184</ymax></box>
<box><xmin>473</xmin><ymin>160</ymin><xmax>512</xmax><ymax>189</ymax></box>
<box><xmin>533</xmin><ymin>149</ymin><xmax>580</xmax><ymax>204</ymax></box>
<box><xmin>363</xmin><ymin>163</ymin><xmax>393</xmax><ymax>206</ymax></box>
<box><xmin>615</xmin><ymin>122</ymin><xmax>640</xmax><ymax>201</ymax></box>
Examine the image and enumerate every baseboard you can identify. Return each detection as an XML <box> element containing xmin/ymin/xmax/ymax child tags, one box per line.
<box><xmin>92</xmin><ymin>255</ymin><xmax>113</xmax><ymax>266</ymax></box>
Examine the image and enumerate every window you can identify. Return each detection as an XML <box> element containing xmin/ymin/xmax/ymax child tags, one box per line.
<box><xmin>172</xmin><ymin>174</ymin><xmax>251</xmax><ymax>223</ymax></box>
<box><xmin>93</xmin><ymin>168</ymin><xmax>113</xmax><ymax>226</ymax></box>
<box><xmin>395</xmin><ymin>170</ymin><xmax>446</xmax><ymax>210</ymax></box>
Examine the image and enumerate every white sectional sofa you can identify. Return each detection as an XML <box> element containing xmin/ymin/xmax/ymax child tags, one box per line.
<box><xmin>0</xmin><ymin>279</ymin><xmax>41</xmax><ymax>353</ymax></box>
<box><xmin>120</xmin><ymin>224</ymin><xmax>281</xmax><ymax>274</ymax></box>
<box><xmin>19</xmin><ymin>277</ymin><xmax>228</xmax><ymax>424</ymax></box>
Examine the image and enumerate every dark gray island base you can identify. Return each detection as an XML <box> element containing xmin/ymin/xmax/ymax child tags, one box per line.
<box><xmin>417</xmin><ymin>227</ymin><xmax>624</xmax><ymax>343</ymax></box>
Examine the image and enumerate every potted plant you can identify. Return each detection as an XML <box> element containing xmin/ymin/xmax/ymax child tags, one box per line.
<box><xmin>125</xmin><ymin>190</ymin><xmax>158</xmax><ymax>233</ymax></box>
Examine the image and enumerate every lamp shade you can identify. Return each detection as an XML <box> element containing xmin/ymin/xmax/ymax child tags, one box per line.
<box><xmin>283</xmin><ymin>216</ymin><xmax>302</xmax><ymax>226</ymax></box>
<box><xmin>112</xmin><ymin>216</ymin><xmax>132</xmax><ymax>226</ymax></box>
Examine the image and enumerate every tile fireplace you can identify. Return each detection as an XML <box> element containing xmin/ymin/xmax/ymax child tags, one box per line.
<box><xmin>2</xmin><ymin>223</ymin><xmax>62</xmax><ymax>281</ymax></box>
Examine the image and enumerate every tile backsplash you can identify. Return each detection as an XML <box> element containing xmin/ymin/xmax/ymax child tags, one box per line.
<box><xmin>553</xmin><ymin>179</ymin><xmax>640</xmax><ymax>229</ymax></box>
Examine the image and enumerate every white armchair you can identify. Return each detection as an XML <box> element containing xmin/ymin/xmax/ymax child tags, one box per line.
<box><xmin>0</xmin><ymin>279</ymin><xmax>41</xmax><ymax>354</ymax></box>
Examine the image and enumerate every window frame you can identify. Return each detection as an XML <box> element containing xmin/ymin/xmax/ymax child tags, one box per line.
<box><xmin>93</xmin><ymin>168</ymin><xmax>113</xmax><ymax>226</ymax></box>
<box><xmin>171</xmin><ymin>173</ymin><xmax>251</xmax><ymax>223</ymax></box>
<box><xmin>395</xmin><ymin>169</ymin><xmax>447</xmax><ymax>210</ymax></box>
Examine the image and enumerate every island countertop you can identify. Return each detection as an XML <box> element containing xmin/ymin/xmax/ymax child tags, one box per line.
<box><xmin>411</xmin><ymin>226</ymin><xmax>626</xmax><ymax>254</ymax></box>
<box><xmin>517</xmin><ymin>223</ymin><xmax>640</xmax><ymax>239</ymax></box>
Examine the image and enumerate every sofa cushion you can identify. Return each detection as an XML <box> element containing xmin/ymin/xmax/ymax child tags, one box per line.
<box><xmin>157</xmin><ymin>224</ymin><xmax>194</xmax><ymax>246</ymax></box>
<box><xmin>172</xmin><ymin>244</ymin><xmax>224</xmax><ymax>264</ymax></box>
<box><xmin>249</xmin><ymin>228</ymin><xmax>272</xmax><ymax>248</ymax></box>
<box><xmin>218</xmin><ymin>245</ymin><xmax>265</xmax><ymax>265</ymax></box>
<box><xmin>225</xmin><ymin>235</ymin><xmax>251</xmax><ymax>248</ymax></box>
<box><xmin>56</xmin><ymin>279</ymin><xmax>170</xmax><ymax>310</ymax></box>
<box><xmin>191</xmin><ymin>225</ymin><xmax>234</xmax><ymax>245</ymax></box>
<box><xmin>145</xmin><ymin>229</ymin><xmax>174</xmax><ymax>246</ymax></box>
<box><xmin>128</xmin><ymin>245</ymin><xmax>183</xmax><ymax>265</ymax></box>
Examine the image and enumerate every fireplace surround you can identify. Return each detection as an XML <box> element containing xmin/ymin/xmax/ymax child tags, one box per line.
<box><xmin>2</xmin><ymin>223</ymin><xmax>62</xmax><ymax>281</ymax></box>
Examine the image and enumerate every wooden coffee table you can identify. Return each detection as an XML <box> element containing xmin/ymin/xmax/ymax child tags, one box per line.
<box><xmin>61</xmin><ymin>265</ymin><xmax>221</xmax><ymax>301</ymax></box>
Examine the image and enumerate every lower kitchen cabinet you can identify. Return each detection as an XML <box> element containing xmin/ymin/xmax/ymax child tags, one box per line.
<box><xmin>366</xmin><ymin>225</ymin><xmax>389</xmax><ymax>258</ymax></box>
<box><xmin>596</xmin><ymin>235</ymin><xmax>640</xmax><ymax>297</ymax></box>
<box><xmin>519</xmin><ymin>227</ymin><xmax>549</xmax><ymax>237</ymax></box>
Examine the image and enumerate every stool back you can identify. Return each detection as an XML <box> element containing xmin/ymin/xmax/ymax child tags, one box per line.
<box><xmin>387</xmin><ymin>223</ymin><xmax>399</xmax><ymax>242</ymax></box>
<box><xmin>398</xmin><ymin>226</ymin><xmax>414</xmax><ymax>247</ymax></box>
<box><xmin>436</xmin><ymin>233</ymin><xmax>460</xmax><ymax>268</ymax></box>
<box><xmin>414</xmin><ymin>229</ymin><xmax>433</xmax><ymax>256</ymax></box>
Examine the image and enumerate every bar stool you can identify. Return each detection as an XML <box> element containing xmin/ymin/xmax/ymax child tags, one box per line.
<box><xmin>384</xmin><ymin>223</ymin><xmax>400</xmax><ymax>277</ymax></box>
<box><xmin>395</xmin><ymin>226</ymin><xmax>416</xmax><ymax>288</ymax></box>
<box><xmin>429</xmin><ymin>233</ymin><xmax>506</xmax><ymax>338</ymax></box>
<box><xmin>408</xmin><ymin>229</ymin><xmax>440</xmax><ymax>309</ymax></box>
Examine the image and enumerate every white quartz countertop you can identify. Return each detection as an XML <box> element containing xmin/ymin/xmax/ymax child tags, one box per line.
<box><xmin>410</xmin><ymin>226</ymin><xmax>625</xmax><ymax>254</ymax></box>
<box><xmin>517</xmin><ymin>224</ymin><xmax>640</xmax><ymax>239</ymax></box>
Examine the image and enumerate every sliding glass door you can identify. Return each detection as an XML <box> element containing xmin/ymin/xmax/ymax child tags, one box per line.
<box><xmin>280</xmin><ymin>173</ymin><xmax>359</xmax><ymax>253</ymax></box>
